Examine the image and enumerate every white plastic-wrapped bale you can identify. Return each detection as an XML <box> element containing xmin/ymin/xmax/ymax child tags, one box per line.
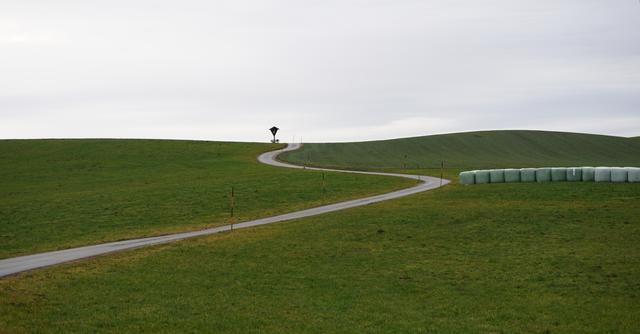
<box><xmin>611</xmin><ymin>167</ymin><xmax>627</xmax><ymax>183</ymax></box>
<box><xmin>459</xmin><ymin>171</ymin><xmax>476</xmax><ymax>185</ymax></box>
<box><xmin>595</xmin><ymin>167</ymin><xmax>612</xmax><ymax>182</ymax></box>
<box><xmin>520</xmin><ymin>168</ymin><xmax>536</xmax><ymax>182</ymax></box>
<box><xmin>475</xmin><ymin>170</ymin><xmax>490</xmax><ymax>184</ymax></box>
<box><xmin>536</xmin><ymin>168</ymin><xmax>551</xmax><ymax>182</ymax></box>
<box><xmin>627</xmin><ymin>167</ymin><xmax>640</xmax><ymax>183</ymax></box>
<box><xmin>551</xmin><ymin>168</ymin><xmax>567</xmax><ymax>182</ymax></box>
<box><xmin>566</xmin><ymin>167</ymin><xmax>582</xmax><ymax>182</ymax></box>
<box><xmin>504</xmin><ymin>169</ymin><xmax>520</xmax><ymax>183</ymax></box>
<box><xmin>582</xmin><ymin>167</ymin><xmax>596</xmax><ymax>182</ymax></box>
<box><xmin>489</xmin><ymin>169</ymin><xmax>505</xmax><ymax>183</ymax></box>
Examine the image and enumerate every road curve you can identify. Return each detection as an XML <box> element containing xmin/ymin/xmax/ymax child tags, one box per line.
<box><xmin>0</xmin><ymin>143</ymin><xmax>449</xmax><ymax>278</ymax></box>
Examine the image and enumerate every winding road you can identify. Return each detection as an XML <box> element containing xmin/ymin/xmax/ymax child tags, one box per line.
<box><xmin>0</xmin><ymin>143</ymin><xmax>449</xmax><ymax>278</ymax></box>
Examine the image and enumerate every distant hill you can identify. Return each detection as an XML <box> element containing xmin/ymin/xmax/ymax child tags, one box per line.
<box><xmin>281</xmin><ymin>130</ymin><xmax>640</xmax><ymax>169</ymax></box>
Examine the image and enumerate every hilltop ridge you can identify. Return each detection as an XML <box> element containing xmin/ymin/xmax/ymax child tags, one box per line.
<box><xmin>281</xmin><ymin>130</ymin><xmax>640</xmax><ymax>169</ymax></box>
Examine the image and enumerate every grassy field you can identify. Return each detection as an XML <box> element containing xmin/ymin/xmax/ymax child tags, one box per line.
<box><xmin>1</xmin><ymin>181</ymin><xmax>638</xmax><ymax>333</ymax></box>
<box><xmin>1</xmin><ymin>132</ymin><xmax>638</xmax><ymax>332</ymax></box>
<box><xmin>0</xmin><ymin>139</ymin><xmax>413</xmax><ymax>258</ymax></box>
<box><xmin>281</xmin><ymin>130</ymin><xmax>640</xmax><ymax>170</ymax></box>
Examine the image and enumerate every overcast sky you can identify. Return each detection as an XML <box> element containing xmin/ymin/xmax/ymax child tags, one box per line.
<box><xmin>1</xmin><ymin>0</ymin><xmax>639</xmax><ymax>142</ymax></box>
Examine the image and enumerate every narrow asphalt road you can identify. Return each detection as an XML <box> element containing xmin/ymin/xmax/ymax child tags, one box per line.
<box><xmin>0</xmin><ymin>143</ymin><xmax>449</xmax><ymax>278</ymax></box>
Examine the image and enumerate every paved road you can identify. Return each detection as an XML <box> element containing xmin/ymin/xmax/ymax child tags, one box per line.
<box><xmin>0</xmin><ymin>143</ymin><xmax>449</xmax><ymax>278</ymax></box>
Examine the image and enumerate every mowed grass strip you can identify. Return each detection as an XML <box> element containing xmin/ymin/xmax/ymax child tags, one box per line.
<box><xmin>0</xmin><ymin>139</ymin><xmax>413</xmax><ymax>258</ymax></box>
<box><xmin>281</xmin><ymin>130</ymin><xmax>640</xmax><ymax>169</ymax></box>
<box><xmin>1</xmin><ymin>182</ymin><xmax>638</xmax><ymax>333</ymax></box>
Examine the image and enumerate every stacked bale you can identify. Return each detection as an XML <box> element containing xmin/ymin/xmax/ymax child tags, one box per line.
<box><xmin>475</xmin><ymin>170</ymin><xmax>490</xmax><ymax>184</ymax></box>
<box><xmin>627</xmin><ymin>167</ymin><xmax>640</xmax><ymax>183</ymax></box>
<box><xmin>459</xmin><ymin>171</ymin><xmax>476</xmax><ymax>185</ymax></box>
<box><xmin>489</xmin><ymin>169</ymin><xmax>505</xmax><ymax>183</ymax></box>
<box><xmin>504</xmin><ymin>169</ymin><xmax>521</xmax><ymax>183</ymax></box>
<box><xmin>566</xmin><ymin>167</ymin><xmax>582</xmax><ymax>181</ymax></box>
<box><xmin>551</xmin><ymin>168</ymin><xmax>567</xmax><ymax>182</ymax></box>
<box><xmin>595</xmin><ymin>167</ymin><xmax>612</xmax><ymax>182</ymax></box>
<box><xmin>520</xmin><ymin>168</ymin><xmax>536</xmax><ymax>182</ymax></box>
<box><xmin>582</xmin><ymin>167</ymin><xmax>596</xmax><ymax>182</ymax></box>
<box><xmin>611</xmin><ymin>167</ymin><xmax>628</xmax><ymax>183</ymax></box>
<box><xmin>536</xmin><ymin>168</ymin><xmax>552</xmax><ymax>182</ymax></box>
<box><xmin>459</xmin><ymin>166</ymin><xmax>639</xmax><ymax>185</ymax></box>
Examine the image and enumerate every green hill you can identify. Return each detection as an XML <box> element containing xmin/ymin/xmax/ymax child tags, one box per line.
<box><xmin>281</xmin><ymin>130</ymin><xmax>640</xmax><ymax>169</ymax></box>
<box><xmin>2</xmin><ymin>136</ymin><xmax>639</xmax><ymax>332</ymax></box>
<box><xmin>0</xmin><ymin>139</ymin><xmax>410</xmax><ymax>258</ymax></box>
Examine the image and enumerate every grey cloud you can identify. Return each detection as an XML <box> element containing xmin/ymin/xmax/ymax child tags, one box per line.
<box><xmin>1</xmin><ymin>0</ymin><xmax>639</xmax><ymax>142</ymax></box>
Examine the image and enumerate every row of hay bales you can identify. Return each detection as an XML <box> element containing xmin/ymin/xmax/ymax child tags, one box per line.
<box><xmin>459</xmin><ymin>167</ymin><xmax>640</xmax><ymax>185</ymax></box>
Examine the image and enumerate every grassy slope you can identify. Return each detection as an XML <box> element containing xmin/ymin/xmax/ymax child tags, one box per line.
<box><xmin>0</xmin><ymin>139</ymin><xmax>413</xmax><ymax>258</ymax></box>
<box><xmin>281</xmin><ymin>130</ymin><xmax>640</xmax><ymax>169</ymax></box>
<box><xmin>1</xmin><ymin>133</ymin><xmax>638</xmax><ymax>332</ymax></box>
<box><xmin>1</xmin><ymin>182</ymin><xmax>638</xmax><ymax>333</ymax></box>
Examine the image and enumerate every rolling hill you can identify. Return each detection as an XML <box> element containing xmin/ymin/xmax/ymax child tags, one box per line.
<box><xmin>1</xmin><ymin>135</ymin><xmax>639</xmax><ymax>332</ymax></box>
<box><xmin>0</xmin><ymin>139</ymin><xmax>411</xmax><ymax>258</ymax></box>
<box><xmin>281</xmin><ymin>130</ymin><xmax>640</xmax><ymax>169</ymax></box>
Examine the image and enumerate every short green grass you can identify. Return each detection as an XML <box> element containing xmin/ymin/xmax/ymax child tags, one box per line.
<box><xmin>0</xmin><ymin>139</ymin><xmax>413</xmax><ymax>258</ymax></box>
<box><xmin>1</xmin><ymin>181</ymin><xmax>638</xmax><ymax>333</ymax></box>
<box><xmin>281</xmin><ymin>130</ymin><xmax>640</xmax><ymax>169</ymax></box>
<box><xmin>2</xmin><ymin>133</ymin><xmax>638</xmax><ymax>332</ymax></box>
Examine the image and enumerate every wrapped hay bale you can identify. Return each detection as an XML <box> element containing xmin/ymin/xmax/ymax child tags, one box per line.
<box><xmin>475</xmin><ymin>170</ymin><xmax>490</xmax><ymax>184</ymax></box>
<box><xmin>551</xmin><ymin>167</ymin><xmax>567</xmax><ymax>182</ymax></box>
<box><xmin>566</xmin><ymin>167</ymin><xmax>582</xmax><ymax>182</ymax></box>
<box><xmin>489</xmin><ymin>169</ymin><xmax>505</xmax><ymax>183</ymax></box>
<box><xmin>594</xmin><ymin>167</ymin><xmax>612</xmax><ymax>182</ymax></box>
<box><xmin>459</xmin><ymin>171</ymin><xmax>476</xmax><ymax>185</ymax></box>
<box><xmin>611</xmin><ymin>167</ymin><xmax>628</xmax><ymax>183</ymax></box>
<box><xmin>536</xmin><ymin>168</ymin><xmax>551</xmax><ymax>182</ymax></box>
<box><xmin>520</xmin><ymin>168</ymin><xmax>536</xmax><ymax>182</ymax></box>
<box><xmin>504</xmin><ymin>169</ymin><xmax>521</xmax><ymax>183</ymax></box>
<box><xmin>582</xmin><ymin>167</ymin><xmax>596</xmax><ymax>182</ymax></box>
<box><xmin>626</xmin><ymin>167</ymin><xmax>640</xmax><ymax>183</ymax></box>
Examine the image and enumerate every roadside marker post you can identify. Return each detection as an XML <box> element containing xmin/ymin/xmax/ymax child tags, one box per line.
<box><xmin>230</xmin><ymin>186</ymin><xmax>235</xmax><ymax>231</ymax></box>
<box><xmin>440</xmin><ymin>161</ymin><xmax>444</xmax><ymax>187</ymax></box>
<box><xmin>322</xmin><ymin>172</ymin><xmax>326</xmax><ymax>200</ymax></box>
